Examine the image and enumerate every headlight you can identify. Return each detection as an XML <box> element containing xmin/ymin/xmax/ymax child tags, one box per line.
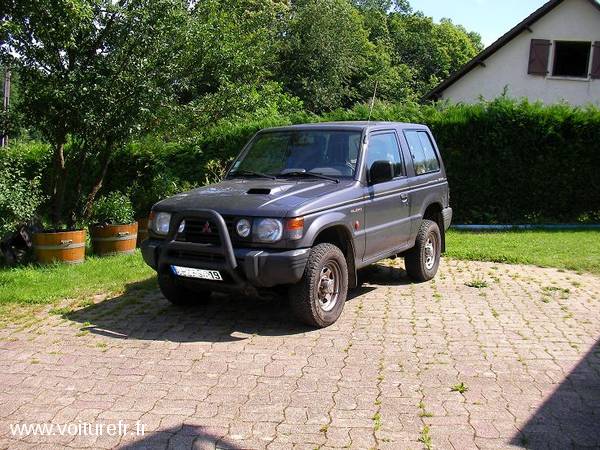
<box><xmin>254</xmin><ymin>218</ymin><xmax>283</xmax><ymax>242</ymax></box>
<box><xmin>148</xmin><ymin>212</ymin><xmax>187</xmax><ymax>236</ymax></box>
<box><xmin>151</xmin><ymin>212</ymin><xmax>172</xmax><ymax>235</ymax></box>
<box><xmin>236</xmin><ymin>219</ymin><xmax>251</xmax><ymax>238</ymax></box>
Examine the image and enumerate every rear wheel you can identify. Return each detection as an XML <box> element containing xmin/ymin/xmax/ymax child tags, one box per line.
<box><xmin>404</xmin><ymin>219</ymin><xmax>442</xmax><ymax>282</ymax></box>
<box><xmin>158</xmin><ymin>273</ymin><xmax>211</xmax><ymax>306</ymax></box>
<box><xmin>289</xmin><ymin>243</ymin><xmax>348</xmax><ymax>328</ymax></box>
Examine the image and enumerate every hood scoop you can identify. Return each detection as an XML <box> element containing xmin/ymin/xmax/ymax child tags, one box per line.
<box><xmin>245</xmin><ymin>184</ymin><xmax>294</xmax><ymax>196</ymax></box>
<box><xmin>247</xmin><ymin>188</ymin><xmax>272</xmax><ymax>195</ymax></box>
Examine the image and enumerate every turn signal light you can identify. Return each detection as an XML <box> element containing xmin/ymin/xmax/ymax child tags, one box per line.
<box><xmin>286</xmin><ymin>217</ymin><xmax>305</xmax><ymax>240</ymax></box>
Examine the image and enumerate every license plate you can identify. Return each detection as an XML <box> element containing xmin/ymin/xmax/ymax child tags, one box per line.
<box><xmin>171</xmin><ymin>266</ymin><xmax>223</xmax><ymax>281</ymax></box>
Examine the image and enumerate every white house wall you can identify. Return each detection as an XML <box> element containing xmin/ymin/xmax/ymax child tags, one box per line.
<box><xmin>441</xmin><ymin>0</ymin><xmax>600</xmax><ymax>105</ymax></box>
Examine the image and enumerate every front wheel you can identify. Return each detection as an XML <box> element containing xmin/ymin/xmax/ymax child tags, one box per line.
<box><xmin>404</xmin><ymin>219</ymin><xmax>442</xmax><ymax>282</ymax></box>
<box><xmin>289</xmin><ymin>244</ymin><xmax>348</xmax><ymax>328</ymax></box>
<box><xmin>158</xmin><ymin>273</ymin><xmax>211</xmax><ymax>306</ymax></box>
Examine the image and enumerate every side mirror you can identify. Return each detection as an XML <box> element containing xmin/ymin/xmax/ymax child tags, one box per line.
<box><xmin>369</xmin><ymin>160</ymin><xmax>394</xmax><ymax>185</ymax></box>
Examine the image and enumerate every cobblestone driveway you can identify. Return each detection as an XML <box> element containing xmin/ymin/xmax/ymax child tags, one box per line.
<box><xmin>1</xmin><ymin>259</ymin><xmax>599</xmax><ymax>449</ymax></box>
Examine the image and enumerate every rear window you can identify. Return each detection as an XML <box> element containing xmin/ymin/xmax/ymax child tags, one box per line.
<box><xmin>404</xmin><ymin>131</ymin><xmax>440</xmax><ymax>175</ymax></box>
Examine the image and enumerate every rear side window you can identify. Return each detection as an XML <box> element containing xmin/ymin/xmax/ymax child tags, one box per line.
<box><xmin>404</xmin><ymin>131</ymin><xmax>440</xmax><ymax>175</ymax></box>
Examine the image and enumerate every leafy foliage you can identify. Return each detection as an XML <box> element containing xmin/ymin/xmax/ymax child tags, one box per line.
<box><xmin>2</xmin><ymin>0</ymin><xmax>484</xmax><ymax>129</ymax></box>
<box><xmin>5</xmin><ymin>98</ymin><xmax>600</xmax><ymax>225</ymax></box>
<box><xmin>4</xmin><ymin>1</ymin><xmax>594</xmax><ymax>229</ymax></box>
<box><xmin>429</xmin><ymin>98</ymin><xmax>600</xmax><ymax>224</ymax></box>
<box><xmin>0</xmin><ymin>149</ymin><xmax>46</xmax><ymax>236</ymax></box>
<box><xmin>1</xmin><ymin>0</ymin><xmax>190</xmax><ymax>225</ymax></box>
<box><xmin>388</xmin><ymin>13</ymin><xmax>483</xmax><ymax>94</ymax></box>
<box><xmin>106</xmin><ymin>136</ymin><xmax>198</xmax><ymax>217</ymax></box>
<box><xmin>109</xmin><ymin>98</ymin><xmax>600</xmax><ymax>224</ymax></box>
<box><xmin>165</xmin><ymin>0</ymin><xmax>302</xmax><ymax>131</ymax></box>
<box><xmin>90</xmin><ymin>192</ymin><xmax>135</xmax><ymax>226</ymax></box>
<box><xmin>279</xmin><ymin>0</ymin><xmax>372</xmax><ymax>112</ymax></box>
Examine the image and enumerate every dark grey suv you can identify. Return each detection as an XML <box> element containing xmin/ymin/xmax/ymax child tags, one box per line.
<box><xmin>142</xmin><ymin>122</ymin><xmax>452</xmax><ymax>328</ymax></box>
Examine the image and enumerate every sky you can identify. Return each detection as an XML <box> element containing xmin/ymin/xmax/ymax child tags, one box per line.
<box><xmin>409</xmin><ymin>0</ymin><xmax>549</xmax><ymax>47</ymax></box>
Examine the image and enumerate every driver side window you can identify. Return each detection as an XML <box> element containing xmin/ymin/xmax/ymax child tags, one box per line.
<box><xmin>366</xmin><ymin>132</ymin><xmax>405</xmax><ymax>178</ymax></box>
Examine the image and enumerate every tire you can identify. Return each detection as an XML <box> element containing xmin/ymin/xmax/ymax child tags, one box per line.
<box><xmin>158</xmin><ymin>273</ymin><xmax>211</xmax><ymax>306</ymax></box>
<box><xmin>404</xmin><ymin>219</ymin><xmax>442</xmax><ymax>283</ymax></box>
<box><xmin>289</xmin><ymin>243</ymin><xmax>349</xmax><ymax>328</ymax></box>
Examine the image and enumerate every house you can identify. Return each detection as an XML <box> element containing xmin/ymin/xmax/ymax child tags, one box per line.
<box><xmin>425</xmin><ymin>0</ymin><xmax>600</xmax><ymax>106</ymax></box>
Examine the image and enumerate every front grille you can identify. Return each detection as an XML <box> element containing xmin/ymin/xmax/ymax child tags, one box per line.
<box><xmin>177</xmin><ymin>217</ymin><xmax>237</xmax><ymax>245</ymax></box>
<box><xmin>181</xmin><ymin>219</ymin><xmax>221</xmax><ymax>245</ymax></box>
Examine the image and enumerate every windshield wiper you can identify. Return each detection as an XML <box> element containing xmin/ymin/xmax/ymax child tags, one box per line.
<box><xmin>277</xmin><ymin>170</ymin><xmax>339</xmax><ymax>184</ymax></box>
<box><xmin>228</xmin><ymin>170</ymin><xmax>276</xmax><ymax>180</ymax></box>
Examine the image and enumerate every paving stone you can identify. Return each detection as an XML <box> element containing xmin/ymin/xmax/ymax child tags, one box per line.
<box><xmin>0</xmin><ymin>260</ymin><xmax>599</xmax><ymax>449</ymax></box>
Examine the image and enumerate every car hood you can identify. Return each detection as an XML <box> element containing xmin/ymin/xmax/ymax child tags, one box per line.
<box><xmin>153</xmin><ymin>178</ymin><xmax>356</xmax><ymax>217</ymax></box>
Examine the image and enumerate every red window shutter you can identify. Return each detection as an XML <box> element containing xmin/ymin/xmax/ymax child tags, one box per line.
<box><xmin>591</xmin><ymin>42</ymin><xmax>600</xmax><ymax>79</ymax></box>
<box><xmin>528</xmin><ymin>39</ymin><xmax>551</xmax><ymax>76</ymax></box>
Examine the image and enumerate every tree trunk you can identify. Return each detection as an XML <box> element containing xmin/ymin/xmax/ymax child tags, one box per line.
<box><xmin>82</xmin><ymin>149</ymin><xmax>113</xmax><ymax>221</ymax></box>
<box><xmin>67</xmin><ymin>144</ymin><xmax>88</xmax><ymax>228</ymax></box>
<box><xmin>51</xmin><ymin>139</ymin><xmax>67</xmax><ymax>228</ymax></box>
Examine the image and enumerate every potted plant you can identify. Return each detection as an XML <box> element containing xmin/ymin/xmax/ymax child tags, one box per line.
<box><xmin>89</xmin><ymin>192</ymin><xmax>137</xmax><ymax>256</ymax></box>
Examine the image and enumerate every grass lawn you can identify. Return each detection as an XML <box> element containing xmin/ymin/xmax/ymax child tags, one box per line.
<box><xmin>0</xmin><ymin>231</ymin><xmax>598</xmax><ymax>325</ymax></box>
<box><xmin>0</xmin><ymin>251</ymin><xmax>155</xmax><ymax>306</ymax></box>
<box><xmin>445</xmin><ymin>230</ymin><xmax>600</xmax><ymax>274</ymax></box>
<box><xmin>0</xmin><ymin>251</ymin><xmax>156</xmax><ymax>327</ymax></box>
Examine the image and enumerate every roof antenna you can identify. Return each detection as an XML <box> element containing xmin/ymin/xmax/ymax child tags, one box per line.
<box><xmin>367</xmin><ymin>80</ymin><xmax>378</xmax><ymax>124</ymax></box>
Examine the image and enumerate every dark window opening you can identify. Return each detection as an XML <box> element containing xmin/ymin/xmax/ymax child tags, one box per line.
<box><xmin>552</xmin><ymin>41</ymin><xmax>591</xmax><ymax>78</ymax></box>
<box><xmin>366</xmin><ymin>132</ymin><xmax>405</xmax><ymax>178</ymax></box>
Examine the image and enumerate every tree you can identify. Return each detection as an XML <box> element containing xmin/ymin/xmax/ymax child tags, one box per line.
<box><xmin>278</xmin><ymin>0</ymin><xmax>374</xmax><ymax>112</ymax></box>
<box><xmin>352</xmin><ymin>0</ymin><xmax>411</xmax><ymax>13</ymax></box>
<box><xmin>1</xmin><ymin>0</ymin><xmax>189</xmax><ymax>226</ymax></box>
<box><xmin>351</xmin><ymin>3</ymin><xmax>415</xmax><ymax>103</ymax></box>
<box><xmin>0</xmin><ymin>67</ymin><xmax>17</xmax><ymax>145</ymax></box>
<box><xmin>164</xmin><ymin>0</ymin><xmax>301</xmax><ymax>131</ymax></box>
<box><xmin>388</xmin><ymin>12</ymin><xmax>483</xmax><ymax>96</ymax></box>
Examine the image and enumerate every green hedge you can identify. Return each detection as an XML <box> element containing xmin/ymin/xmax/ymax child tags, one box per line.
<box><xmin>4</xmin><ymin>98</ymin><xmax>600</xmax><ymax>224</ymax></box>
<box><xmin>429</xmin><ymin>100</ymin><xmax>600</xmax><ymax>223</ymax></box>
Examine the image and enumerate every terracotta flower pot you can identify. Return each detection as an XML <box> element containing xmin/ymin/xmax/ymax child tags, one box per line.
<box><xmin>90</xmin><ymin>222</ymin><xmax>138</xmax><ymax>257</ymax></box>
<box><xmin>137</xmin><ymin>218</ymin><xmax>149</xmax><ymax>247</ymax></box>
<box><xmin>33</xmin><ymin>230</ymin><xmax>86</xmax><ymax>265</ymax></box>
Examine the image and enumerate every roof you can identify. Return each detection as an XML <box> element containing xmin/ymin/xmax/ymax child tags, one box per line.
<box><xmin>424</xmin><ymin>0</ymin><xmax>600</xmax><ymax>101</ymax></box>
<box><xmin>263</xmin><ymin>121</ymin><xmax>428</xmax><ymax>132</ymax></box>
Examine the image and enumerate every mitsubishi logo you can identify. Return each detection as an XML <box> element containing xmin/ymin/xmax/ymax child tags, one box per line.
<box><xmin>201</xmin><ymin>222</ymin><xmax>212</xmax><ymax>234</ymax></box>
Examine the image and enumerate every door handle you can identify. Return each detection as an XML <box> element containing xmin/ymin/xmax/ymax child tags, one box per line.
<box><xmin>400</xmin><ymin>193</ymin><xmax>409</xmax><ymax>203</ymax></box>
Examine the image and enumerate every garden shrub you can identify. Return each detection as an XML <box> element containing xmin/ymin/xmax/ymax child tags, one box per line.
<box><xmin>428</xmin><ymin>99</ymin><xmax>600</xmax><ymax>223</ymax></box>
<box><xmin>5</xmin><ymin>98</ymin><xmax>600</xmax><ymax>224</ymax></box>
<box><xmin>0</xmin><ymin>145</ymin><xmax>47</xmax><ymax>236</ymax></box>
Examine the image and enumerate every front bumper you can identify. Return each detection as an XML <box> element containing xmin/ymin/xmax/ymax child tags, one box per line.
<box><xmin>141</xmin><ymin>209</ymin><xmax>309</xmax><ymax>292</ymax></box>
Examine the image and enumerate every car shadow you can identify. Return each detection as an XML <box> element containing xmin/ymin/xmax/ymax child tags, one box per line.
<box><xmin>64</xmin><ymin>262</ymin><xmax>410</xmax><ymax>342</ymax></box>
<box><xmin>357</xmin><ymin>261</ymin><xmax>413</xmax><ymax>287</ymax></box>
<box><xmin>510</xmin><ymin>338</ymin><xmax>600</xmax><ymax>449</ymax></box>
<box><xmin>117</xmin><ymin>425</ymin><xmax>242</xmax><ymax>450</ymax></box>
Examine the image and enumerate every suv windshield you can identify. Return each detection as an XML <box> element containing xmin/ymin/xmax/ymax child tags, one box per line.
<box><xmin>229</xmin><ymin>130</ymin><xmax>362</xmax><ymax>179</ymax></box>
